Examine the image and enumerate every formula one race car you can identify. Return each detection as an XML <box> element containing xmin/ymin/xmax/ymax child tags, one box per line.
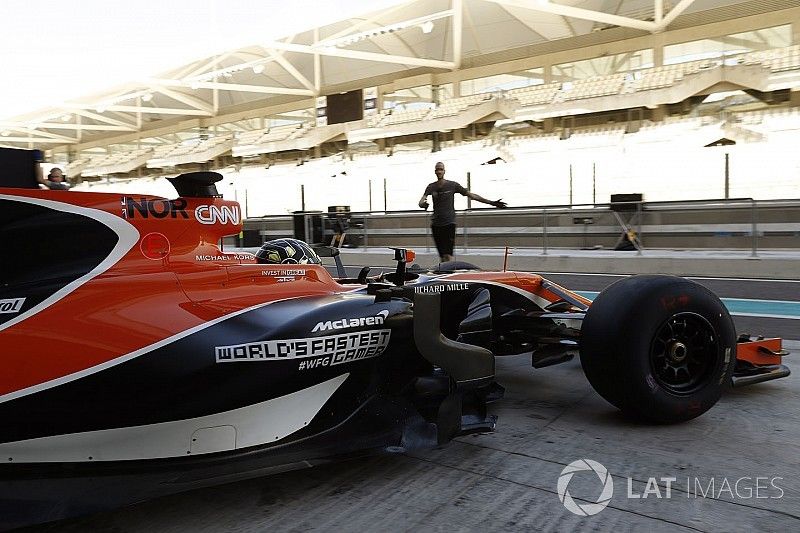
<box><xmin>0</xmin><ymin>171</ymin><xmax>789</xmax><ymax>529</ymax></box>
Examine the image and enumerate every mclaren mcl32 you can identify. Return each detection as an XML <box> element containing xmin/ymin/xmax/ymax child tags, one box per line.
<box><xmin>0</xmin><ymin>171</ymin><xmax>789</xmax><ymax>529</ymax></box>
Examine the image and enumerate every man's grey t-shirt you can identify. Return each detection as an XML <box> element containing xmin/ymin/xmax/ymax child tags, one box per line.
<box><xmin>424</xmin><ymin>179</ymin><xmax>467</xmax><ymax>226</ymax></box>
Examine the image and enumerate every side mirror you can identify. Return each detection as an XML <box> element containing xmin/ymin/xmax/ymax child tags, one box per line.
<box><xmin>312</xmin><ymin>245</ymin><xmax>340</xmax><ymax>258</ymax></box>
<box><xmin>312</xmin><ymin>245</ymin><xmax>345</xmax><ymax>278</ymax></box>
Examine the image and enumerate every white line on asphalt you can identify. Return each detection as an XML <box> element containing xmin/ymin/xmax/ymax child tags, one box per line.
<box><xmin>730</xmin><ymin>312</ymin><xmax>800</xmax><ymax>320</ymax></box>
<box><xmin>538</xmin><ymin>272</ymin><xmax>800</xmax><ymax>283</ymax></box>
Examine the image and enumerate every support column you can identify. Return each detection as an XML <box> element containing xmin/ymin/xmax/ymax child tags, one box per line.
<box><xmin>653</xmin><ymin>34</ymin><xmax>665</xmax><ymax>67</ymax></box>
<box><xmin>432</xmin><ymin>84</ymin><xmax>441</xmax><ymax>152</ymax></box>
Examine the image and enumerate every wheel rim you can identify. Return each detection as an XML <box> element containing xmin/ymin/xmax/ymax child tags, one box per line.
<box><xmin>650</xmin><ymin>312</ymin><xmax>719</xmax><ymax>395</ymax></box>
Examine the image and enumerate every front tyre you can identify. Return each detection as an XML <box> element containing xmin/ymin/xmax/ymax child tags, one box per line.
<box><xmin>579</xmin><ymin>275</ymin><xmax>736</xmax><ymax>423</ymax></box>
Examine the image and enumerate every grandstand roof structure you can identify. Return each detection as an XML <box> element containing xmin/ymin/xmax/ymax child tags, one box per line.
<box><xmin>1</xmin><ymin>0</ymin><xmax>797</xmax><ymax>153</ymax></box>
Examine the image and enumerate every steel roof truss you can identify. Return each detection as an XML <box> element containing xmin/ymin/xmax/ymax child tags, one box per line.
<box><xmin>151</xmin><ymin>87</ymin><xmax>214</xmax><ymax>113</ymax></box>
<box><xmin>66</xmin><ymin>104</ymin><xmax>213</xmax><ymax>116</ymax></box>
<box><xmin>485</xmin><ymin>0</ymin><xmax>658</xmax><ymax>33</ymax></box>
<box><xmin>660</xmin><ymin>0</ymin><xmax>697</xmax><ymax>30</ymax></box>
<box><xmin>265</xmin><ymin>40</ymin><xmax>455</xmax><ymax>69</ymax></box>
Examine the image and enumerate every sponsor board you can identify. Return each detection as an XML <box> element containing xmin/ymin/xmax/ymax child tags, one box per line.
<box><xmin>215</xmin><ymin>329</ymin><xmax>391</xmax><ymax>370</ymax></box>
<box><xmin>0</xmin><ymin>297</ymin><xmax>26</xmax><ymax>314</ymax></box>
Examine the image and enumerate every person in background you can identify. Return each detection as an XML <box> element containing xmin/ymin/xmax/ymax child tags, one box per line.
<box><xmin>44</xmin><ymin>167</ymin><xmax>70</xmax><ymax>190</ymax></box>
<box><xmin>418</xmin><ymin>161</ymin><xmax>506</xmax><ymax>263</ymax></box>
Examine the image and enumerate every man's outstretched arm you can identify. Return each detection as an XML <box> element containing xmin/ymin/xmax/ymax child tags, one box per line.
<box><xmin>465</xmin><ymin>191</ymin><xmax>506</xmax><ymax>208</ymax></box>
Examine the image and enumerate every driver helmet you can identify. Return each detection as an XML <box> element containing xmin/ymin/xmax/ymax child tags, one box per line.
<box><xmin>256</xmin><ymin>238</ymin><xmax>321</xmax><ymax>265</ymax></box>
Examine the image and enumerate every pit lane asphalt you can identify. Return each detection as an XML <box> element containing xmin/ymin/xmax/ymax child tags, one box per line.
<box><xmin>29</xmin><ymin>270</ymin><xmax>800</xmax><ymax>533</ymax></box>
<box><xmin>34</xmin><ymin>347</ymin><xmax>800</xmax><ymax>532</ymax></box>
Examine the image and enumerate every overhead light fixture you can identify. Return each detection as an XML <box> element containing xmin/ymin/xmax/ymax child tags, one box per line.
<box><xmin>252</xmin><ymin>64</ymin><xmax>265</xmax><ymax>74</ymax></box>
<box><xmin>60</xmin><ymin>114</ymin><xmax>72</xmax><ymax>122</ymax></box>
<box><xmin>190</xmin><ymin>81</ymin><xmax>200</xmax><ymax>90</ymax></box>
<box><xmin>141</xmin><ymin>93</ymin><xmax>153</xmax><ymax>102</ymax></box>
<box><xmin>316</xmin><ymin>10</ymin><xmax>452</xmax><ymax>48</ymax></box>
<box><xmin>1</xmin><ymin>130</ymin><xmax>10</xmax><ymax>137</ymax></box>
<box><xmin>92</xmin><ymin>90</ymin><xmax>154</xmax><ymax>112</ymax></box>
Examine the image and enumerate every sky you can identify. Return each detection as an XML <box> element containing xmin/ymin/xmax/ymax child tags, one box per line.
<box><xmin>0</xmin><ymin>0</ymin><xmax>404</xmax><ymax>121</ymax></box>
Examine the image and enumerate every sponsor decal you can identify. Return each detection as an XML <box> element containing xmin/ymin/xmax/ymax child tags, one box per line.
<box><xmin>0</xmin><ymin>297</ymin><xmax>26</xmax><ymax>314</ymax></box>
<box><xmin>262</xmin><ymin>269</ymin><xmax>307</xmax><ymax>282</ymax></box>
<box><xmin>195</xmin><ymin>253</ymin><xmax>254</xmax><ymax>261</ymax></box>
<box><xmin>312</xmin><ymin>310</ymin><xmax>389</xmax><ymax>333</ymax></box>
<box><xmin>414</xmin><ymin>282</ymin><xmax>470</xmax><ymax>294</ymax></box>
<box><xmin>196</xmin><ymin>205</ymin><xmax>241</xmax><ymax>225</ymax></box>
<box><xmin>262</xmin><ymin>269</ymin><xmax>307</xmax><ymax>276</ymax></box>
<box><xmin>215</xmin><ymin>329</ymin><xmax>391</xmax><ymax>370</ymax></box>
<box><xmin>140</xmin><ymin>232</ymin><xmax>170</xmax><ymax>260</ymax></box>
<box><xmin>122</xmin><ymin>197</ymin><xmax>188</xmax><ymax>219</ymax></box>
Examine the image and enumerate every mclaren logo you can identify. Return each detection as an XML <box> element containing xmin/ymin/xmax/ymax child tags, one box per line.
<box><xmin>312</xmin><ymin>310</ymin><xmax>389</xmax><ymax>333</ymax></box>
<box><xmin>196</xmin><ymin>205</ymin><xmax>241</xmax><ymax>225</ymax></box>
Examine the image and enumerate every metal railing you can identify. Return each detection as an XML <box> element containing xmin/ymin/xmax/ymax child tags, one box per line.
<box><xmin>240</xmin><ymin>198</ymin><xmax>800</xmax><ymax>257</ymax></box>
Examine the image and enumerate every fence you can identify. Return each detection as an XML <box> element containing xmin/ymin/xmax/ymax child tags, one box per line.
<box><xmin>238</xmin><ymin>198</ymin><xmax>800</xmax><ymax>257</ymax></box>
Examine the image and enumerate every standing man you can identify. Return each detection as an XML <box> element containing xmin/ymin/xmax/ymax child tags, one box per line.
<box><xmin>418</xmin><ymin>161</ymin><xmax>506</xmax><ymax>263</ymax></box>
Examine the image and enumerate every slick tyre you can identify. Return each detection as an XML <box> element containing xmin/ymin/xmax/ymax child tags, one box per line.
<box><xmin>579</xmin><ymin>275</ymin><xmax>736</xmax><ymax>423</ymax></box>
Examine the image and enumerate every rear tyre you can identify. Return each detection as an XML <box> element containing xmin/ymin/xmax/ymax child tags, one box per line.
<box><xmin>579</xmin><ymin>275</ymin><xmax>736</xmax><ymax>423</ymax></box>
<box><xmin>436</xmin><ymin>261</ymin><xmax>480</xmax><ymax>272</ymax></box>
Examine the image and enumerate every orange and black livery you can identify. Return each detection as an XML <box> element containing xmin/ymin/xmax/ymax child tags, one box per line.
<box><xmin>0</xmin><ymin>168</ymin><xmax>789</xmax><ymax>529</ymax></box>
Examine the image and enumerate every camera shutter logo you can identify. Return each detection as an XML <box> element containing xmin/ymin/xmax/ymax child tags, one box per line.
<box><xmin>557</xmin><ymin>459</ymin><xmax>614</xmax><ymax>516</ymax></box>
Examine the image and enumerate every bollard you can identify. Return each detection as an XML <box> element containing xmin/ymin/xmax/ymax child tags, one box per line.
<box><xmin>462</xmin><ymin>210</ymin><xmax>469</xmax><ymax>253</ymax></box>
<box><xmin>751</xmin><ymin>199</ymin><xmax>758</xmax><ymax>258</ymax></box>
<box><xmin>426</xmin><ymin>221</ymin><xmax>431</xmax><ymax>253</ymax></box>
<box><xmin>636</xmin><ymin>201</ymin><xmax>643</xmax><ymax>256</ymax></box>
<box><xmin>542</xmin><ymin>208</ymin><xmax>548</xmax><ymax>256</ymax></box>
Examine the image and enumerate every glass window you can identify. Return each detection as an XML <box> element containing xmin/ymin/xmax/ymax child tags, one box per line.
<box><xmin>664</xmin><ymin>24</ymin><xmax>792</xmax><ymax>65</ymax></box>
<box><xmin>267</xmin><ymin>108</ymin><xmax>314</xmax><ymax>127</ymax></box>
<box><xmin>554</xmin><ymin>50</ymin><xmax>653</xmax><ymax>81</ymax></box>
<box><xmin>460</xmin><ymin>68</ymin><xmax>545</xmax><ymax>95</ymax></box>
<box><xmin>382</xmin><ymin>86</ymin><xmax>433</xmax><ymax>110</ymax></box>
